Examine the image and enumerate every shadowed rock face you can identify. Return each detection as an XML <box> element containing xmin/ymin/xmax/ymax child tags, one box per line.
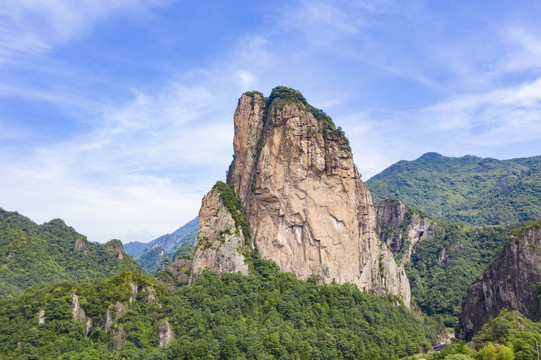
<box><xmin>375</xmin><ymin>199</ymin><xmax>439</xmax><ymax>265</ymax></box>
<box><xmin>457</xmin><ymin>225</ymin><xmax>541</xmax><ymax>341</ymax></box>
<box><xmin>225</xmin><ymin>91</ymin><xmax>410</xmax><ymax>306</ymax></box>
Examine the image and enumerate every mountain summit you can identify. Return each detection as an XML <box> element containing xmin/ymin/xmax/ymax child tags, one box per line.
<box><xmin>193</xmin><ymin>87</ymin><xmax>410</xmax><ymax>305</ymax></box>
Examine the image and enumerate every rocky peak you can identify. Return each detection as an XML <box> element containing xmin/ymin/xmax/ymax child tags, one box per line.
<box><xmin>457</xmin><ymin>222</ymin><xmax>541</xmax><ymax>341</ymax></box>
<box><xmin>224</xmin><ymin>87</ymin><xmax>410</xmax><ymax>305</ymax></box>
<box><xmin>106</xmin><ymin>239</ymin><xmax>125</xmax><ymax>260</ymax></box>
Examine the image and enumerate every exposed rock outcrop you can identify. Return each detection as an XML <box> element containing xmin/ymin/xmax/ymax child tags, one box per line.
<box><xmin>74</xmin><ymin>237</ymin><xmax>89</xmax><ymax>255</ymax></box>
<box><xmin>457</xmin><ymin>223</ymin><xmax>541</xmax><ymax>341</ymax></box>
<box><xmin>158</xmin><ymin>321</ymin><xmax>174</xmax><ymax>347</ymax></box>
<box><xmin>190</xmin><ymin>184</ymin><xmax>250</xmax><ymax>283</ymax></box>
<box><xmin>71</xmin><ymin>293</ymin><xmax>86</xmax><ymax>323</ymax></box>
<box><xmin>375</xmin><ymin>199</ymin><xmax>439</xmax><ymax>265</ymax></box>
<box><xmin>156</xmin><ymin>257</ymin><xmax>192</xmax><ymax>291</ymax></box>
<box><xmin>37</xmin><ymin>309</ymin><xmax>45</xmax><ymax>324</ymax></box>
<box><xmin>222</xmin><ymin>88</ymin><xmax>410</xmax><ymax>305</ymax></box>
<box><xmin>106</xmin><ymin>239</ymin><xmax>125</xmax><ymax>260</ymax></box>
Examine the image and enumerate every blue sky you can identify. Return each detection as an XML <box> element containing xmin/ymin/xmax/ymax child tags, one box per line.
<box><xmin>1</xmin><ymin>0</ymin><xmax>540</xmax><ymax>243</ymax></box>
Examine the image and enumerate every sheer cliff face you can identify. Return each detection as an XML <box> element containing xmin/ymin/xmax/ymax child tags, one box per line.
<box><xmin>457</xmin><ymin>225</ymin><xmax>541</xmax><ymax>341</ymax></box>
<box><xmin>190</xmin><ymin>187</ymin><xmax>249</xmax><ymax>282</ymax></box>
<box><xmin>227</xmin><ymin>92</ymin><xmax>410</xmax><ymax>305</ymax></box>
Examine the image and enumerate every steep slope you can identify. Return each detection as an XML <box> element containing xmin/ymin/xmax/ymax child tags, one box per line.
<box><xmin>0</xmin><ymin>209</ymin><xmax>143</xmax><ymax>299</ymax></box>
<box><xmin>374</xmin><ymin>199</ymin><xmax>510</xmax><ymax>327</ymax></box>
<box><xmin>366</xmin><ymin>152</ymin><xmax>541</xmax><ymax>226</ymax></box>
<box><xmin>375</xmin><ymin>199</ymin><xmax>440</xmax><ymax>265</ymax></box>
<box><xmin>457</xmin><ymin>221</ymin><xmax>541</xmax><ymax>341</ymax></box>
<box><xmin>190</xmin><ymin>182</ymin><xmax>251</xmax><ymax>282</ymax></box>
<box><xmin>0</xmin><ymin>271</ymin><xmax>172</xmax><ymax>358</ymax></box>
<box><xmin>124</xmin><ymin>217</ymin><xmax>198</xmax><ymax>272</ymax></box>
<box><xmin>224</xmin><ymin>87</ymin><xmax>410</xmax><ymax>305</ymax></box>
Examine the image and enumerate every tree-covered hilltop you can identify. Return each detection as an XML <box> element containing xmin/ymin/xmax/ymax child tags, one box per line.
<box><xmin>366</xmin><ymin>152</ymin><xmax>541</xmax><ymax>226</ymax></box>
<box><xmin>0</xmin><ymin>257</ymin><xmax>443</xmax><ymax>360</ymax></box>
<box><xmin>0</xmin><ymin>208</ymin><xmax>143</xmax><ymax>299</ymax></box>
<box><xmin>428</xmin><ymin>310</ymin><xmax>541</xmax><ymax>360</ymax></box>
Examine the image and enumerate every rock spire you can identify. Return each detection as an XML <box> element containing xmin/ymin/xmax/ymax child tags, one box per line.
<box><xmin>222</xmin><ymin>87</ymin><xmax>410</xmax><ymax>305</ymax></box>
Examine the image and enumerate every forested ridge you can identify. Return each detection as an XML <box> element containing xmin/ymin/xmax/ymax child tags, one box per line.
<box><xmin>366</xmin><ymin>152</ymin><xmax>541</xmax><ymax>226</ymax></box>
<box><xmin>0</xmin><ymin>209</ymin><xmax>143</xmax><ymax>299</ymax></box>
<box><xmin>0</xmin><ymin>259</ymin><xmax>442</xmax><ymax>359</ymax></box>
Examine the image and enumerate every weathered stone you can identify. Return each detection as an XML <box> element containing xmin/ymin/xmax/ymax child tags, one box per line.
<box><xmin>190</xmin><ymin>188</ymin><xmax>250</xmax><ymax>282</ymax></box>
<box><xmin>457</xmin><ymin>225</ymin><xmax>541</xmax><ymax>341</ymax></box>
<box><xmin>71</xmin><ymin>293</ymin><xmax>86</xmax><ymax>323</ymax></box>
<box><xmin>225</xmin><ymin>91</ymin><xmax>410</xmax><ymax>305</ymax></box>
<box><xmin>74</xmin><ymin>237</ymin><xmax>89</xmax><ymax>255</ymax></box>
<box><xmin>158</xmin><ymin>320</ymin><xmax>174</xmax><ymax>348</ymax></box>
<box><xmin>37</xmin><ymin>309</ymin><xmax>45</xmax><ymax>324</ymax></box>
<box><xmin>375</xmin><ymin>199</ymin><xmax>439</xmax><ymax>265</ymax></box>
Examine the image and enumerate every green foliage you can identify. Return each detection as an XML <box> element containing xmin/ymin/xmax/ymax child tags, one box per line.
<box><xmin>266</xmin><ymin>86</ymin><xmax>308</xmax><ymax>106</ymax></box>
<box><xmin>173</xmin><ymin>241</ymin><xmax>195</xmax><ymax>260</ymax></box>
<box><xmin>473</xmin><ymin>310</ymin><xmax>541</xmax><ymax>360</ymax></box>
<box><xmin>366</xmin><ymin>153</ymin><xmax>541</xmax><ymax>226</ymax></box>
<box><xmin>0</xmin><ymin>271</ymin><xmax>167</xmax><ymax>359</ymax></box>
<box><xmin>511</xmin><ymin>219</ymin><xmax>541</xmax><ymax>239</ymax></box>
<box><xmin>0</xmin><ymin>259</ymin><xmax>443</xmax><ymax>359</ymax></box>
<box><xmin>266</xmin><ymin>86</ymin><xmax>350</xmax><ymax>149</ymax></box>
<box><xmin>406</xmin><ymin>223</ymin><xmax>510</xmax><ymax>327</ymax></box>
<box><xmin>0</xmin><ymin>209</ymin><xmax>143</xmax><ymax>299</ymax></box>
<box><xmin>243</xmin><ymin>90</ymin><xmax>265</xmax><ymax>99</ymax></box>
<box><xmin>213</xmin><ymin>181</ymin><xmax>252</xmax><ymax>248</ymax></box>
<box><xmin>429</xmin><ymin>311</ymin><xmax>541</xmax><ymax>360</ymax></box>
<box><xmin>138</xmin><ymin>247</ymin><xmax>168</xmax><ymax>273</ymax></box>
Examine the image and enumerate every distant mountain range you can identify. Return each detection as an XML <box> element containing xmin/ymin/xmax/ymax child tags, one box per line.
<box><xmin>124</xmin><ymin>217</ymin><xmax>198</xmax><ymax>272</ymax></box>
<box><xmin>366</xmin><ymin>152</ymin><xmax>541</xmax><ymax>226</ymax></box>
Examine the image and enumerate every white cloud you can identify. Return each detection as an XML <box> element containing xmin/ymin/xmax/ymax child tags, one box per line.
<box><xmin>0</xmin><ymin>0</ymin><xmax>169</xmax><ymax>64</ymax></box>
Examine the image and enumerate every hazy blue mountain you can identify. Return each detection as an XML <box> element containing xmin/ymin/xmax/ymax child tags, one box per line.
<box><xmin>124</xmin><ymin>217</ymin><xmax>198</xmax><ymax>272</ymax></box>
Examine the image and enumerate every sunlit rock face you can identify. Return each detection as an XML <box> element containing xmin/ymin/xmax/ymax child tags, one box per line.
<box><xmin>190</xmin><ymin>187</ymin><xmax>250</xmax><ymax>283</ymax></box>
<box><xmin>225</xmin><ymin>89</ymin><xmax>410</xmax><ymax>306</ymax></box>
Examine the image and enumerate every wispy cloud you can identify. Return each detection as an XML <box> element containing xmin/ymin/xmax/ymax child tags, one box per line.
<box><xmin>0</xmin><ymin>0</ymin><xmax>169</xmax><ymax>64</ymax></box>
<box><xmin>0</xmin><ymin>31</ymin><xmax>276</xmax><ymax>242</ymax></box>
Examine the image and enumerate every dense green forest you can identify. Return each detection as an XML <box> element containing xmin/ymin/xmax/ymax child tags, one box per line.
<box><xmin>0</xmin><ymin>209</ymin><xmax>143</xmax><ymax>299</ymax></box>
<box><xmin>428</xmin><ymin>310</ymin><xmax>541</xmax><ymax>360</ymax></box>
<box><xmin>0</xmin><ymin>258</ymin><xmax>442</xmax><ymax>359</ymax></box>
<box><xmin>406</xmin><ymin>223</ymin><xmax>511</xmax><ymax>328</ymax></box>
<box><xmin>366</xmin><ymin>152</ymin><xmax>541</xmax><ymax>226</ymax></box>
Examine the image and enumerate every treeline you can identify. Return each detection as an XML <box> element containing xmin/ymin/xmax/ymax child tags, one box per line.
<box><xmin>0</xmin><ymin>257</ymin><xmax>442</xmax><ymax>359</ymax></box>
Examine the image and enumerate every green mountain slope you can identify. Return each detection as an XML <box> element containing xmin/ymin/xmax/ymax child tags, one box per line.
<box><xmin>0</xmin><ymin>259</ymin><xmax>442</xmax><ymax>359</ymax></box>
<box><xmin>366</xmin><ymin>152</ymin><xmax>541</xmax><ymax>226</ymax></box>
<box><xmin>0</xmin><ymin>208</ymin><xmax>143</xmax><ymax>299</ymax></box>
<box><xmin>374</xmin><ymin>199</ymin><xmax>512</xmax><ymax>328</ymax></box>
